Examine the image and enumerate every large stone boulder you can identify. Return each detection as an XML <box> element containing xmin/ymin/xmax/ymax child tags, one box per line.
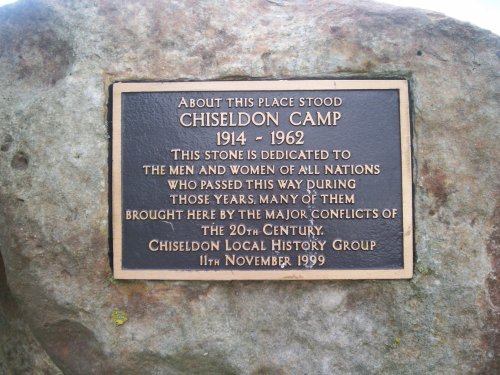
<box><xmin>0</xmin><ymin>0</ymin><xmax>498</xmax><ymax>373</ymax></box>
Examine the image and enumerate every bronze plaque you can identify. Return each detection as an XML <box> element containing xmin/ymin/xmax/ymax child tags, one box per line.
<box><xmin>112</xmin><ymin>80</ymin><xmax>413</xmax><ymax>280</ymax></box>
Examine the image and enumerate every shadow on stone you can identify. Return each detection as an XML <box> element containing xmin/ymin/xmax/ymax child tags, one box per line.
<box><xmin>34</xmin><ymin>320</ymin><xmax>107</xmax><ymax>375</ymax></box>
<box><xmin>10</xmin><ymin>151</ymin><xmax>29</xmax><ymax>170</ymax></box>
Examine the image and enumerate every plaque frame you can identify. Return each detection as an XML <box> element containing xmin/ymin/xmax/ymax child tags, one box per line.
<box><xmin>112</xmin><ymin>80</ymin><xmax>413</xmax><ymax>280</ymax></box>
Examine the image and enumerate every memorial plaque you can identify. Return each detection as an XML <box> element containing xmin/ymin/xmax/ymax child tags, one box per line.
<box><xmin>112</xmin><ymin>80</ymin><xmax>413</xmax><ymax>280</ymax></box>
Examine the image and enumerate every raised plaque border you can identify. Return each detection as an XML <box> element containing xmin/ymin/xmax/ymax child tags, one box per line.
<box><xmin>112</xmin><ymin>80</ymin><xmax>413</xmax><ymax>280</ymax></box>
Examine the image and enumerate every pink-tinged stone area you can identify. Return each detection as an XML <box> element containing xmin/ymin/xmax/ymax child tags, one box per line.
<box><xmin>0</xmin><ymin>0</ymin><xmax>498</xmax><ymax>373</ymax></box>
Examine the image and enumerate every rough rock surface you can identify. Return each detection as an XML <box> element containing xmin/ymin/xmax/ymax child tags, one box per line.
<box><xmin>0</xmin><ymin>0</ymin><xmax>498</xmax><ymax>373</ymax></box>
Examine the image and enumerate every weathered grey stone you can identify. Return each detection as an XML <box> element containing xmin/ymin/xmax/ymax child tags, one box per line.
<box><xmin>0</xmin><ymin>0</ymin><xmax>498</xmax><ymax>373</ymax></box>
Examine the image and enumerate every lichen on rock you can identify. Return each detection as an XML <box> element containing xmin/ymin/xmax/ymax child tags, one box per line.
<box><xmin>111</xmin><ymin>309</ymin><xmax>128</xmax><ymax>326</ymax></box>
